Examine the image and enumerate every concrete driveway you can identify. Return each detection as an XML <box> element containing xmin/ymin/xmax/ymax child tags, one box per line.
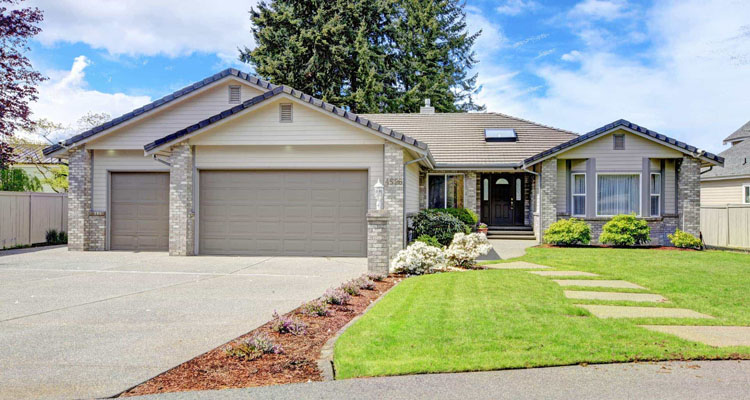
<box><xmin>0</xmin><ymin>246</ymin><xmax>365</xmax><ymax>400</ymax></box>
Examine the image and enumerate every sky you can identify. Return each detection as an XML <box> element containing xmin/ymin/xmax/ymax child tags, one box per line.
<box><xmin>23</xmin><ymin>0</ymin><xmax>750</xmax><ymax>154</ymax></box>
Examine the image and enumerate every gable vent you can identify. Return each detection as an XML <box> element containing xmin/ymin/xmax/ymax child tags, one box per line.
<box><xmin>280</xmin><ymin>103</ymin><xmax>293</xmax><ymax>122</ymax></box>
<box><xmin>613</xmin><ymin>133</ymin><xmax>625</xmax><ymax>150</ymax></box>
<box><xmin>228</xmin><ymin>85</ymin><xmax>241</xmax><ymax>104</ymax></box>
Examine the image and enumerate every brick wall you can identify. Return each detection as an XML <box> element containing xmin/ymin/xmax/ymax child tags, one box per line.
<box><xmin>383</xmin><ymin>142</ymin><xmax>404</xmax><ymax>260</ymax></box>
<box><xmin>87</xmin><ymin>212</ymin><xmax>106</xmax><ymax>251</ymax></box>
<box><xmin>540</xmin><ymin>158</ymin><xmax>558</xmax><ymax>239</ymax></box>
<box><xmin>366</xmin><ymin>210</ymin><xmax>389</xmax><ymax>273</ymax></box>
<box><xmin>677</xmin><ymin>156</ymin><xmax>701</xmax><ymax>236</ymax></box>
<box><xmin>169</xmin><ymin>143</ymin><xmax>194</xmax><ymax>256</ymax></box>
<box><xmin>67</xmin><ymin>147</ymin><xmax>91</xmax><ymax>251</ymax></box>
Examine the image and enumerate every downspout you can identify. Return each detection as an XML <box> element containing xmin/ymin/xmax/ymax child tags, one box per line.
<box><xmin>152</xmin><ymin>154</ymin><xmax>171</xmax><ymax>167</ymax></box>
<box><xmin>699</xmin><ymin>166</ymin><xmax>713</xmax><ymax>175</ymax></box>
<box><xmin>404</xmin><ymin>155</ymin><xmax>428</xmax><ymax>247</ymax></box>
<box><xmin>521</xmin><ymin>164</ymin><xmax>541</xmax><ymax>243</ymax></box>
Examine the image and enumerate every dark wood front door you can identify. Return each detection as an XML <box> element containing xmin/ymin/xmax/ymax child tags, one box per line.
<box><xmin>482</xmin><ymin>174</ymin><xmax>525</xmax><ymax>226</ymax></box>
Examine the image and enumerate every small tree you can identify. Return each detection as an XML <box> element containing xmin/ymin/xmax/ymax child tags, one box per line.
<box><xmin>0</xmin><ymin>168</ymin><xmax>42</xmax><ymax>191</ymax></box>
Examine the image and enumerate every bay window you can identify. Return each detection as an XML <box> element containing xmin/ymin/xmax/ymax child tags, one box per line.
<box><xmin>597</xmin><ymin>174</ymin><xmax>640</xmax><ymax>216</ymax></box>
<box><xmin>650</xmin><ymin>173</ymin><xmax>661</xmax><ymax>216</ymax></box>
<box><xmin>428</xmin><ymin>174</ymin><xmax>464</xmax><ymax>208</ymax></box>
<box><xmin>571</xmin><ymin>173</ymin><xmax>586</xmax><ymax>216</ymax></box>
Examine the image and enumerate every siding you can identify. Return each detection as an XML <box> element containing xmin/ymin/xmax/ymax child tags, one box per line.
<box><xmin>559</xmin><ymin>129</ymin><xmax>682</xmax><ymax>170</ymax></box>
<box><xmin>87</xmin><ymin>80</ymin><xmax>265</xmax><ymax>150</ymax></box>
<box><xmin>92</xmin><ymin>150</ymin><xmax>169</xmax><ymax>210</ymax></box>
<box><xmin>664</xmin><ymin>159</ymin><xmax>676</xmax><ymax>213</ymax></box>
<box><xmin>405</xmin><ymin>153</ymin><xmax>420</xmax><ymax>213</ymax></box>
<box><xmin>556</xmin><ymin>159</ymin><xmax>567</xmax><ymax>211</ymax></box>
<box><xmin>195</xmin><ymin>145</ymin><xmax>383</xmax><ymax>209</ymax></box>
<box><xmin>701</xmin><ymin>178</ymin><xmax>750</xmax><ymax>205</ymax></box>
<box><xmin>189</xmin><ymin>98</ymin><xmax>384</xmax><ymax>146</ymax></box>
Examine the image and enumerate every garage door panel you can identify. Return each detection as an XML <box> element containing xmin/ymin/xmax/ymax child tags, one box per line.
<box><xmin>199</xmin><ymin>170</ymin><xmax>366</xmax><ymax>256</ymax></box>
<box><xmin>110</xmin><ymin>172</ymin><xmax>169</xmax><ymax>251</ymax></box>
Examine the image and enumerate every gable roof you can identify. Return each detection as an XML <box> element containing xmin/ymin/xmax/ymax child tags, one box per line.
<box><xmin>523</xmin><ymin>119</ymin><xmax>724</xmax><ymax>167</ymax></box>
<box><xmin>723</xmin><ymin>120</ymin><xmax>750</xmax><ymax>144</ymax></box>
<box><xmin>143</xmin><ymin>86</ymin><xmax>432</xmax><ymax>158</ymax></box>
<box><xmin>701</xmin><ymin>138</ymin><xmax>750</xmax><ymax>179</ymax></box>
<box><xmin>362</xmin><ymin>112</ymin><xmax>578</xmax><ymax>167</ymax></box>
<box><xmin>42</xmin><ymin>68</ymin><xmax>276</xmax><ymax>156</ymax></box>
<box><xmin>12</xmin><ymin>142</ymin><xmax>63</xmax><ymax>164</ymax></box>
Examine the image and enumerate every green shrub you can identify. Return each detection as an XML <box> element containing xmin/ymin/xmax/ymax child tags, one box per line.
<box><xmin>57</xmin><ymin>231</ymin><xmax>68</xmax><ymax>244</ymax></box>
<box><xmin>415</xmin><ymin>235</ymin><xmax>442</xmax><ymax>247</ymax></box>
<box><xmin>668</xmin><ymin>229</ymin><xmax>702</xmax><ymax>249</ymax></box>
<box><xmin>45</xmin><ymin>229</ymin><xmax>59</xmax><ymax>244</ymax></box>
<box><xmin>598</xmin><ymin>214</ymin><xmax>651</xmax><ymax>246</ymax></box>
<box><xmin>544</xmin><ymin>218</ymin><xmax>591</xmax><ymax>246</ymax></box>
<box><xmin>426</xmin><ymin>208</ymin><xmax>478</xmax><ymax>228</ymax></box>
<box><xmin>412</xmin><ymin>210</ymin><xmax>467</xmax><ymax>246</ymax></box>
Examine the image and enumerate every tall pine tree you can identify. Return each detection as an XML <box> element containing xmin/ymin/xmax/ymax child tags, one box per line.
<box><xmin>240</xmin><ymin>0</ymin><xmax>483</xmax><ymax>113</ymax></box>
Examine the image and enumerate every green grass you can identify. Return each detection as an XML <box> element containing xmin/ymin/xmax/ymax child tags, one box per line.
<box><xmin>334</xmin><ymin>248</ymin><xmax>750</xmax><ymax>379</ymax></box>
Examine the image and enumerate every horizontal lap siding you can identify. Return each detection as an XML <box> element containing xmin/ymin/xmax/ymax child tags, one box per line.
<box><xmin>405</xmin><ymin>154</ymin><xmax>420</xmax><ymax>214</ymax></box>
<box><xmin>701</xmin><ymin>178</ymin><xmax>750</xmax><ymax>205</ymax></box>
<box><xmin>559</xmin><ymin>130</ymin><xmax>682</xmax><ymax>171</ymax></box>
<box><xmin>92</xmin><ymin>150</ymin><xmax>169</xmax><ymax>211</ymax></box>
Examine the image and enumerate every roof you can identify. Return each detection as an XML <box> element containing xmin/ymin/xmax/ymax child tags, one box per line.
<box><xmin>143</xmin><ymin>86</ymin><xmax>430</xmax><ymax>155</ymax></box>
<box><xmin>43</xmin><ymin>68</ymin><xmax>277</xmax><ymax>156</ymax></box>
<box><xmin>523</xmin><ymin>119</ymin><xmax>724</xmax><ymax>166</ymax></box>
<box><xmin>723</xmin><ymin>120</ymin><xmax>750</xmax><ymax>144</ymax></box>
<box><xmin>701</xmin><ymin>139</ymin><xmax>750</xmax><ymax>179</ymax></box>
<box><xmin>361</xmin><ymin>112</ymin><xmax>578</xmax><ymax>167</ymax></box>
<box><xmin>11</xmin><ymin>142</ymin><xmax>62</xmax><ymax>164</ymax></box>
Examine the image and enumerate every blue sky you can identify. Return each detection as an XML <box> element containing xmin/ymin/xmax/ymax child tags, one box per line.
<box><xmin>26</xmin><ymin>0</ymin><xmax>750</xmax><ymax>153</ymax></box>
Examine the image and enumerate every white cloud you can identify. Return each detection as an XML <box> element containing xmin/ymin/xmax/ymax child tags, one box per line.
<box><xmin>466</xmin><ymin>7</ymin><xmax>507</xmax><ymax>58</ymax></box>
<box><xmin>561</xmin><ymin>50</ymin><xmax>582</xmax><ymax>62</ymax></box>
<box><xmin>511</xmin><ymin>33</ymin><xmax>549</xmax><ymax>48</ymax></box>
<box><xmin>31</xmin><ymin>56</ymin><xmax>151</xmax><ymax>141</ymax></box>
<box><xmin>496</xmin><ymin>0</ymin><xmax>540</xmax><ymax>16</ymax></box>
<box><xmin>31</xmin><ymin>0</ymin><xmax>260</xmax><ymax>60</ymax></box>
<box><xmin>568</xmin><ymin>0</ymin><xmax>631</xmax><ymax>21</ymax></box>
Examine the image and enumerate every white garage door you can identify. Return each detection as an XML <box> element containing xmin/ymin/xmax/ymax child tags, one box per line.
<box><xmin>199</xmin><ymin>170</ymin><xmax>367</xmax><ymax>256</ymax></box>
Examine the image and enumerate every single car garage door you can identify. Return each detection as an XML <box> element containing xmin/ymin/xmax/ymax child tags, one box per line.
<box><xmin>199</xmin><ymin>170</ymin><xmax>367</xmax><ymax>256</ymax></box>
<box><xmin>110</xmin><ymin>172</ymin><xmax>169</xmax><ymax>251</ymax></box>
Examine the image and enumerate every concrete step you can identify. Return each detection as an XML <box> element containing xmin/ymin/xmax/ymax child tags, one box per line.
<box><xmin>486</xmin><ymin>233</ymin><xmax>537</xmax><ymax>240</ymax></box>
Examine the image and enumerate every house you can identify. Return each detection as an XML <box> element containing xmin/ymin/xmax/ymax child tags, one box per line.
<box><xmin>700</xmin><ymin>121</ymin><xmax>750</xmax><ymax>205</ymax></box>
<box><xmin>10</xmin><ymin>142</ymin><xmax>65</xmax><ymax>193</ymax></box>
<box><xmin>43</xmin><ymin>69</ymin><xmax>723</xmax><ymax>272</ymax></box>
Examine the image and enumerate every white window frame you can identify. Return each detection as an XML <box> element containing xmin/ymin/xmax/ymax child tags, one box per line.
<box><xmin>744</xmin><ymin>184</ymin><xmax>750</xmax><ymax>204</ymax></box>
<box><xmin>595</xmin><ymin>173</ymin><xmax>642</xmax><ymax>217</ymax></box>
<box><xmin>571</xmin><ymin>173</ymin><xmax>586</xmax><ymax>217</ymax></box>
<box><xmin>426</xmin><ymin>173</ymin><xmax>465</xmax><ymax>209</ymax></box>
<box><xmin>650</xmin><ymin>172</ymin><xmax>661</xmax><ymax>216</ymax></box>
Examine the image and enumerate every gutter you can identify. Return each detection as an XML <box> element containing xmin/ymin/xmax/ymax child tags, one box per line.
<box><xmin>403</xmin><ymin>155</ymin><xmax>428</xmax><ymax>246</ymax></box>
<box><xmin>152</xmin><ymin>154</ymin><xmax>171</xmax><ymax>167</ymax></box>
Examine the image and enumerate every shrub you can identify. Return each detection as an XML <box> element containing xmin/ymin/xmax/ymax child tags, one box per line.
<box><xmin>445</xmin><ymin>232</ymin><xmax>493</xmax><ymax>268</ymax></box>
<box><xmin>668</xmin><ymin>229</ymin><xmax>702</xmax><ymax>250</ymax></box>
<box><xmin>225</xmin><ymin>332</ymin><xmax>283</xmax><ymax>360</ymax></box>
<box><xmin>599</xmin><ymin>214</ymin><xmax>651</xmax><ymax>246</ymax></box>
<box><xmin>354</xmin><ymin>276</ymin><xmax>376</xmax><ymax>290</ymax></box>
<box><xmin>322</xmin><ymin>288</ymin><xmax>351</xmax><ymax>305</ymax></box>
<box><xmin>339</xmin><ymin>280</ymin><xmax>361</xmax><ymax>296</ymax></box>
<box><xmin>271</xmin><ymin>311</ymin><xmax>307</xmax><ymax>335</ymax></box>
<box><xmin>45</xmin><ymin>229</ymin><xmax>59</xmax><ymax>244</ymax></box>
<box><xmin>57</xmin><ymin>231</ymin><xmax>68</xmax><ymax>244</ymax></box>
<box><xmin>415</xmin><ymin>235</ymin><xmax>442</xmax><ymax>247</ymax></box>
<box><xmin>300</xmin><ymin>300</ymin><xmax>331</xmax><ymax>317</ymax></box>
<box><xmin>391</xmin><ymin>241</ymin><xmax>447</xmax><ymax>275</ymax></box>
<box><xmin>366</xmin><ymin>273</ymin><xmax>387</xmax><ymax>282</ymax></box>
<box><xmin>427</xmin><ymin>208</ymin><xmax>478</xmax><ymax>227</ymax></box>
<box><xmin>412</xmin><ymin>210</ymin><xmax>467</xmax><ymax>246</ymax></box>
<box><xmin>544</xmin><ymin>218</ymin><xmax>591</xmax><ymax>246</ymax></box>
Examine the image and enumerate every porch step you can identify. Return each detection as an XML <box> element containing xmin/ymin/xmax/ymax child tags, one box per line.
<box><xmin>486</xmin><ymin>230</ymin><xmax>536</xmax><ymax>240</ymax></box>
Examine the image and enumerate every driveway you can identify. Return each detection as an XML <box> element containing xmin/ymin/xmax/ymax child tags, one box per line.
<box><xmin>0</xmin><ymin>247</ymin><xmax>365</xmax><ymax>400</ymax></box>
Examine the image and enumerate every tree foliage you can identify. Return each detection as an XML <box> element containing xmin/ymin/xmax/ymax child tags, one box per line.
<box><xmin>241</xmin><ymin>0</ymin><xmax>483</xmax><ymax>113</ymax></box>
<box><xmin>0</xmin><ymin>168</ymin><xmax>41</xmax><ymax>191</ymax></box>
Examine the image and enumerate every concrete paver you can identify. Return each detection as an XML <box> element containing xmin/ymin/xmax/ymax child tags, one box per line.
<box><xmin>529</xmin><ymin>270</ymin><xmax>599</xmax><ymax>277</ymax></box>
<box><xmin>579</xmin><ymin>305</ymin><xmax>714</xmax><ymax>319</ymax></box>
<box><xmin>553</xmin><ymin>280</ymin><xmax>646</xmax><ymax>289</ymax></box>
<box><xmin>639</xmin><ymin>325</ymin><xmax>750</xmax><ymax>347</ymax></box>
<box><xmin>564</xmin><ymin>291</ymin><xmax>668</xmax><ymax>303</ymax></box>
<box><xmin>485</xmin><ymin>261</ymin><xmax>551</xmax><ymax>270</ymax></box>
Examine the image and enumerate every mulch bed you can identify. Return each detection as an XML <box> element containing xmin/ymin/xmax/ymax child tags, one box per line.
<box><xmin>119</xmin><ymin>275</ymin><xmax>400</xmax><ymax>397</ymax></box>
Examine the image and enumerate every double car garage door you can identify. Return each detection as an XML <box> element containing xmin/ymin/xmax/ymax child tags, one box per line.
<box><xmin>109</xmin><ymin>171</ymin><xmax>367</xmax><ymax>256</ymax></box>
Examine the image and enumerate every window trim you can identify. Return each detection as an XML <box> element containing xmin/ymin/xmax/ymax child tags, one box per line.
<box><xmin>743</xmin><ymin>184</ymin><xmax>750</xmax><ymax>204</ymax></box>
<box><xmin>595</xmin><ymin>172</ymin><xmax>642</xmax><ymax>217</ymax></box>
<box><xmin>571</xmin><ymin>172</ymin><xmax>586</xmax><ymax>217</ymax></box>
<box><xmin>426</xmin><ymin>173</ymin><xmax>465</xmax><ymax>209</ymax></box>
<box><xmin>650</xmin><ymin>172</ymin><xmax>661</xmax><ymax>216</ymax></box>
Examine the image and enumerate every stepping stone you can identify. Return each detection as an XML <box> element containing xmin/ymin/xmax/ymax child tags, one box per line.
<box><xmin>579</xmin><ymin>305</ymin><xmax>714</xmax><ymax>319</ymax></box>
<box><xmin>638</xmin><ymin>325</ymin><xmax>750</xmax><ymax>347</ymax></box>
<box><xmin>564</xmin><ymin>290</ymin><xmax>668</xmax><ymax>303</ymax></box>
<box><xmin>485</xmin><ymin>261</ymin><xmax>551</xmax><ymax>270</ymax></box>
<box><xmin>553</xmin><ymin>280</ymin><xmax>646</xmax><ymax>289</ymax></box>
<box><xmin>529</xmin><ymin>271</ymin><xmax>599</xmax><ymax>277</ymax></box>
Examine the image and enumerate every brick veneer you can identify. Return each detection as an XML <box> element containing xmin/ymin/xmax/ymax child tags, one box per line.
<box><xmin>87</xmin><ymin>212</ymin><xmax>106</xmax><ymax>251</ymax></box>
<box><xmin>169</xmin><ymin>143</ymin><xmax>194</xmax><ymax>256</ymax></box>
<box><xmin>677</xmin><ymin>156</ymin><xmax>701</xmax><ymax>237</ymax></box>
<box><xmin>67</xmin><ymin>147</ymin><xmax>91</xmax><ymax>251</ymax></box>
<box><xmin>366</xmin><ymin>210</ymin><xmax>389</xmax><ymax>273</ymax></box>
<box><xmin>384</xmin><ymin>142</ymin><xmax>404</xmax><ymax>261</ymax></box>
<box><xmin>540</xmin><ymin>158</ymin><xmax>558</xmax><ymax>241</ymax></box>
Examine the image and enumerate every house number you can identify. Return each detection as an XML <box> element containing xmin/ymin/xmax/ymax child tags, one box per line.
<box><xmin>385</xmin><ymin>178</ymin><xmax>403</xmax><ymax>186</ymax></box>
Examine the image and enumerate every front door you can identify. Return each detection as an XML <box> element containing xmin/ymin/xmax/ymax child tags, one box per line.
<box><xmin>490</xmin><ymin>175</ymin><xmax>514</xmax><ymax>225</ymax></box>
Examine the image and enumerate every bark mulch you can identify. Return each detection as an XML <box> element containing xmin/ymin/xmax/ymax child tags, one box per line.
<box><xmin>119</xmin><ymin>276</ymin><xmax>399</xmax><ymax>397</ymax></box>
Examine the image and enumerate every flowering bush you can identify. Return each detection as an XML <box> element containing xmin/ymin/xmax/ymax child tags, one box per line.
<box><xmin>366</xmin><ymin>272</ymin><xmax>387</xmax><ymax>282</ymax></box>
<box><xmin>322</xmin><ymin>288</ymin><xmax>351</xmax><ymax>305</ymax></box>
<box><xmin>355</xmin><ymin>276</ymin><xmax>376</xmax><ymax>290</ymax></box>
<box><xmin>271</xmin><ymin>311</ymin><xmax>308</xmax><ymax>335</ymax></box>
<box><xmin>339</xmin><ymin>280</ymin><xmax>361</xmax><ymax>296</ymax></box>
<box><xmin>300</xmin><ymin>299</ymin><xmax>332</xmax><ymax>317</ymax></box>
<box><xmin>225</xmin><ymin>332</ymin><xmax>283</xmax><ymax>360</ymax></box>
<box><xmin>445</xmin><ymin>232</ymin><xmax>493</xmax><ymax>268</ymax></box>
<box><xmin>390</xmin><ymin>241</ymin><xmax>447</xmax><ymax>275</ymax></box>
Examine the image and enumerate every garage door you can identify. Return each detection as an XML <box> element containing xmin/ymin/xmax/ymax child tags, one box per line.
<box><xmin>199</xmin><ymin>170</ymin><xmax>367</xmax><ymax>256</ymax></box>
<box><xmin>110</xmin><ymin>172</ymin><xmax>169</xmax><ymax>251</ymax></box>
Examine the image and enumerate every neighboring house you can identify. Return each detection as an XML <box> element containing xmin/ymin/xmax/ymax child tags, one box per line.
<box><xmin>701</xmin><ymin>121</ymin><xmax>750</xmax><ymax>205</ymax></box>
<box><xmin>43</xmin><ymin>69</ymin><xmax>722</xmax><ymax>272</ymax></box>
<box><xmin>10</xmin><ymin>143</ymin><xmax>65</xmax><ymax>193</ymax></box>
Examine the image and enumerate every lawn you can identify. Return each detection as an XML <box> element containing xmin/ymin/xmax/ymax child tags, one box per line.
<box><xmin>333</xmin><ymin>248</ymin><xmax>750</xmax><ymax>379</ymax></box>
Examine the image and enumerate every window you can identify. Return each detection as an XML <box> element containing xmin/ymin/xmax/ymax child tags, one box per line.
<box><xmin>428</xmin><ymin>174</ymin><xmax>464</xmax><ymax>208</ymax></box>
<box><xmin>496</xmin><ymin>178</ymin><xmax>509</xmax><ymax>185</ymax></box>
<box><xmin>228</xmin><ymin>85</ymin><xmax>241</xmax><ymax>104</ymax></box>
<box><xmin>483</xmin><ymin>179</ymin><xmax>489</xmax><ymax>201</ymax></box>
<box><xmin>597</xmin><ymin>174</ymin><xmax>640</xmax><ymax>216</ymax></box>
<box><xmin>613</xmin><ymin>134</ymin><xmax>625</xmax><ymax>150</ymax></box>
<box><xmin>516</xmin><ymin>178</ymin><xmax>522</xmax><ymax>201</ymax></box>
<box><xmin>571</xmin><ymin>173</ymin><xmax>586</xmax><ymax>216</ymax></box>
<box><xmin>279</xmin><ymin>103</ymin><xmax>293</xmax><ymax>122</ymax></box>
<box><xmin>744</xmin><ymin>185</ymin><xmax>750</xmax><ymax>204</ymax></box>
<box><xmin>650</xmin><ymin>173</ymin><xmax>661</xmax><ymax>216</ymax></box>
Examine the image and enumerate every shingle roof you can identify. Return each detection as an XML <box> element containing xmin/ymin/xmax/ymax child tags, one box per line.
<box><xmin>523</xmin><ymin>119</ymin><xmax>724</xmax><ymax>166</ymax></box>
<box><xmin>11</xmin><ymin>143</ymin><xmax>62</xmax><ymax>164</ymax></box>
<box><xmin>723</xmin><ymin>120</ymin><xmax>750</xmax><ymax>144</ymax></box>
<box><xmin>701</xmin><ymin>139</ymin><xmax>750</xmax><ymax>179</ymax></box>
<box><xmin>361</xmin><ymin>112</ymin><xmax>578</xmax><ymax>166</ymax></box>
<box><xmin>144</xmin><ymin>86</ymin><xmax>430</xmax><ymax>154</ymax></box>
<box><xmin>42</xmin><ymin>68</ymin><xmax>277</xmax><ymax>156</ymax></box>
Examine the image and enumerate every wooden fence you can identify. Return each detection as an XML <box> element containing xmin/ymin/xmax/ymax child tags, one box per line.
<box><xmin>0</xmin><ymin>191</ymin><xmax>68</xmax><ymax>249</ymax></box>
<box><xmin>700</xmin><ymin>204</ymin><xmax>750</xmax><ymax>250</ymax></box>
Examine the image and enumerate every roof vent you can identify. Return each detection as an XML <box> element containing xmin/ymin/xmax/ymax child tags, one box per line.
<box><xmin>613</xmin><ymin>133</ymin><xmax>625</xmax><ymax>150</ymax></box>
<box><xmin>228</xmin><ymin>85</ymin><xmax>241</xmax><ymax>104</ymax></box>
<box><xmin>280</xmin><ymin>103</ymin><xmax>293</xmax><ymax>123</ymax></box>
<box><xmin>485</xmin><ymin>128</ymin><xmax>517</xmax><ymax>142</ymax></box>
<box><xmin>420</xmin><ymin>99</ymin><xmax>435</xmax><ymax>114</ymax></box>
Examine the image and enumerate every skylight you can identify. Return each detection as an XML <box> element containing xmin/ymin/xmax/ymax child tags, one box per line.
<box><xmin>485</xmin><ymin>128</ymin><xmax>517</xmax><ymax>142</ymax></box>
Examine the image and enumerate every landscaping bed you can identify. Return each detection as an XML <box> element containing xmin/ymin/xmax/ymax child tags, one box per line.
<box><xmin>119</xmin><ymin>275</ymin><xmax>399</xmax><ymax>397</ymax></box>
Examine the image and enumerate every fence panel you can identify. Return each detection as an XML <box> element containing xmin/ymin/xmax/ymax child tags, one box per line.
<box><xmin>0</xmin><ymin>191</ymin><xmax>68</xmax><ymax>249</ymax></box>
<box><xmin>700</xmin><ymin>204</ymin><xmax>750</xmax><ymax>250</ymax></box>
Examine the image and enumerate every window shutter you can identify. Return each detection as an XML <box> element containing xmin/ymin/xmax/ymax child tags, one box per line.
<box><xmin>613</xmin><ymin>134</ymin><xmax>625</xmax><ymax>150</ymax></box>
<box><xmin>228</xmin><ymin>86</ymin><xmax>241</xmax><ymax>103</ymax></box>
<box><xmin>280</xmin><ymin>103</ymin><xmax>293</xmax><ymax>122</ymax></box>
